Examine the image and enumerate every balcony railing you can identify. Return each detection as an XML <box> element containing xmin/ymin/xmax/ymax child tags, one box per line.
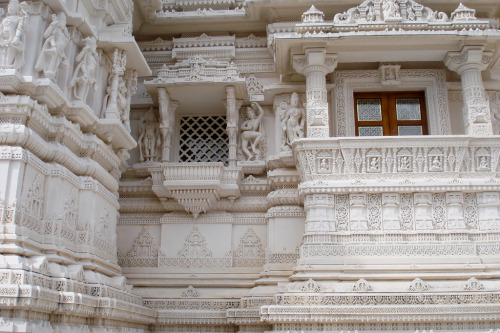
<box><xmin>294</xmin><ymin>136</ymin><xmax>500</xmax><ymax>187</ymax></box>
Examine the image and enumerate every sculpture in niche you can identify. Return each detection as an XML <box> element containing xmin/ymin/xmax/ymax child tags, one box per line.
<box><xmin>35</xmin><ymin>12</ymin><xmax>70</xmax><ymax>80</ymax></box>
<box><xmin>0</xmin><ymin>0</ymin><xmax>27</xmax><ymax>69</ymax></box>
<box><xmin>281</xmin><ymin>92</ymin><xmax>305</xmax><ymax>151</ymax></box>
<box><xmin>138</xmin><ymin>108</ymin><xmax>161</xmax><ymax>163</ymax></box>
<box><xmin>240</xmin><ymin>102</ymin><xmax>265</xmax><ymax>161</ymax></box>
<box><xmin>69</xmin><ymin>37</ymin><xmax>99</xmax><ymax>101</ymax></box>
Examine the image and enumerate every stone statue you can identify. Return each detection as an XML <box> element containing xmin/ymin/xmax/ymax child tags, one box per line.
<box><xmin>35</xmin><ymin>12</ymin><xmax>70</xmax><ymax>80</ymax></box>
<box><xmin>69</xmin><ymin>37</ymin><xmax>99</xmax><ymax>101</ymax></box>
<box><xmin>138</xmin><ymin>108</ymin><xmax>161</xmax><ymax>163</ymax></box>
<box><xmin>382</xmin><ymin>0</ymin><xmax>400</xmax><ymax>19</ymax></box>
<box><xmin>0</xmin><ymin>0</ymin><xmax>27</xmax><ymax>69</ymax></box>
<box><xmin>240</xmin><ymin>102</ymin><xmax>265</xmax><ymax>161</ymax></box>
<box><xmin>281</xmin><ymin>92</ymin><xmax>305</xmax><ymax>150</ymax></box>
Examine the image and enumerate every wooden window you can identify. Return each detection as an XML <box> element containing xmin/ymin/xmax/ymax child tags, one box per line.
<box><xmin>354</xmin><ymin>92</ymin><xmax>428</xmax><ymax>136</ymax></box>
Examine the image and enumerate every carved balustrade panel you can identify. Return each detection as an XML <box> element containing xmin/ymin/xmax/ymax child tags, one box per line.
<box><xmin>295</xmin><ymin>137</ymin><xmax>500</xmax><ymax>184</ymax></box>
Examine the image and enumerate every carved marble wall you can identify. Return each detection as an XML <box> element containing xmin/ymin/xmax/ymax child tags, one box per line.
<box><xmin>1</xmin><ymin>0</ymin><xmax>500</xmax><ymax>332</ymax></box>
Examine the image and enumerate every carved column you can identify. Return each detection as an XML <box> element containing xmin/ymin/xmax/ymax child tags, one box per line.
<box><xmin>293</xmin><ymin>48</ymin><xmax>337</xmax><ymax>138</ymax></box>
<box><xmin>225</xmin><ymin>86</ymin><xmax>242</xmax><ymax>167</ymax></box>
<box><xmin>445</xmin><ymin>45</ymin><xmax>493</xmax><ymax>135</ymax></box>
<box><xmin>158</xmin><ymin>88</ymin><xmax>178</xmax><ymax>162</ymax></box>
<box><xmin>123</xmin><ymin>69</ymin><xmax>137</xmax><ymax>132</ymax></box>
<box><xmin>105</xmin><ymin>48</ymin><xmax>127</xmax><ymax>120</ymax></box>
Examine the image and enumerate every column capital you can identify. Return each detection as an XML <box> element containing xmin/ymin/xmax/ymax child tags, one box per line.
<box><xmin>292</xmin><ymin>48</ymin><xmax>337</xmax><ymax>75</ymax></box>
<box><xmin>445</xmin><ymin>45</ymin><xmax>493</xmax><ymax>75</ymax></box>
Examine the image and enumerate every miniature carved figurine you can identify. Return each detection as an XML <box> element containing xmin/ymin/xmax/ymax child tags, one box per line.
<box><xmin>35</xmin><ymin>12</ymin><xmax>70</xmax><ymax>81</ymax></box>
<box><xmin>138</xmin><ymin>108</ymin><xmax>161</xmax><ymax>163</ymax></box>
<box><xmin>369</xmin><ymin>157</ymin><xmax>379</xmax><ymax>171</ymax></box>
<box><xmin>479</xmin><ymin>156</ymin><xmax>488</xmax><ymax>169</ymax></box>
<box><xmin>319</xmin><ymin>158</ymin><xmax>329</xmax><ymax>171</ymax></box>
<box><xmin>240</xmin><ymin>102</ymin><xmax>265</xmax><ymax>161</ymax></box>
<box><xmin>399</xmin><ymin>156</ymin><xmax>410</xmax><ymax>170</ymax></box>
<box><xmin>69</xmin><ymin>37</ymin><xmax>99</xmax><ymax>101</ymax></box>
<box><xmin>431</xmin><ymin>156</ymin><xmax>442</xmax><ymax>170</ymax></box>
<box><xmin>0</xmin><ymin>0</ymin><xmax>27</xmax><ymax>69</ymax></box>
<box><xmin>382</xmin><ymin>0</ymin><xmax>400</xmax><ymax>19</ymax></box>
<box><xmin>282</xmin><ymin>92</ymin><xmax>305</xmax><ymax>150</ymax></box>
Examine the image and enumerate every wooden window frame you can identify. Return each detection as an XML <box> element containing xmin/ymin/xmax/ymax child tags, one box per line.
<box><xmin>354</xmin><ymin>92</ymin><xmax>428</xmax><ymax>136</ymax></box>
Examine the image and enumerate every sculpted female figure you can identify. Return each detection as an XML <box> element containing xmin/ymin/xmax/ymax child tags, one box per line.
<box><xmin>0</xmin><ymin>0</ymin><xmax>27</xmax><ymax>69</ymax></box>
<box><xmin>70</xmin><ymin>37</ymin><xmax>99</xmax><ymax>101</ymax></box>
<box><xmin>35</xmin><ymin>12</ymin><xmax>69</xmax><ymax>80</ymax></box>
<box><xmin>281</xmin><ymin>92</ymin><xmax>305</xmax><ymax>150</ymax></box>
<box><xmin>240</xmin><ymin>102</ymin><xmax>265</xmax><ymax>161</ymax></box>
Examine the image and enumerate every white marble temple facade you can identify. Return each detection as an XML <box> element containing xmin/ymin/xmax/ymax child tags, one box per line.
<box><xmin>0</xmin><ymin>0</ymin><xmax>500</xmax><ymax>332</ymax></box>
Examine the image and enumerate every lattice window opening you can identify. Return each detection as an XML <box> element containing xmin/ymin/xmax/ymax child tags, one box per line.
<box><xmin>178</xmin><ymin>115</ymin><xmax>229</xmax><ymax>163</ymax></box>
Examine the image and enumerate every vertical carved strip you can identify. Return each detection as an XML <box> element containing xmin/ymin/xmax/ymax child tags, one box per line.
<box><xmin>399</xmin><ymin>193</ymin><xmax>414</xmax><ymax>230</ymax></box>
<box><xmin>464</xmin><ymin>193</ymin><xmax>478</xmax><ymax>229</ymax></box>
<box><xmin>367</xmin><ymin>194</ymin><xmax>382</xmax><ymax>230</ymax></box>
<box><xmin>432</xmin><ymin>193</ymin><xmax>446</xmax><ymax>229</ymax></box>
<box><xmin>335</xmin><ymin>194</ymin><xmax>349</xmax><ymax>231</ymax></box>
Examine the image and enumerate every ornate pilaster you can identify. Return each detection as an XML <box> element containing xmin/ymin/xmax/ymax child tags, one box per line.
<box><xmin>157</xmin><ymin>88</ymin><xmax>178</xmax><ymax>162</ymax></box>
<box><xmin>303</xmin><ymin>193</ymin><xmax>335</xmax><ymax>234</ymax></box>
<box><xmin>293</xmin><ymin>48</ymin><xmax>337</xmax><ymax>138</ymax></box>
<box><xmin>225</xmin><ymin>86</ymin><xmax>243</xmax><ymax>167</ymax></box>
<box><xmin>105</xmin><ymin>48</ymin><xmax>127</xmax><ymax>121</ymax></box>
<box><xmin>445</xmin><ymin>45</ymin><xmax>493</xmax><ymax>135</ymax></box>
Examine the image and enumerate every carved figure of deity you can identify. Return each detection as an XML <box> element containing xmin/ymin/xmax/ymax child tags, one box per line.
<box><xmin>281</xmin><ymin>92</ymin><xmax>305</xmax><ymax>150</ymax></box>
<box><xmin>0</xmin><ymin>0</ymin><xmax>27</xmax><ymax>69</ymax></box>
<box><xmin>382</xmin><ymin>0</ymin><xmax>400</xmax><ymax>19</ymax></box>
<box><xmin>138</xmin><ymin>108</ymin><xmax>161</xmax><ymax>163</ymax></box>
<box><xmin>35</xmin><ymin>12</ymin><xmax>70</xmax><ymax>80</ymax></box>
<box><xmin>240</xmin><ymin>102</ymin><xmax>265</xmax><ymax>161</ymax></box>
<box><xmin>69</xmin><ymin>37</ymin><xmax>99</xmax><ymax>101</ymax></box>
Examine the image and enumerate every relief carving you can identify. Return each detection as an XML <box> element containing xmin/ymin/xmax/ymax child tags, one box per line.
<box><xmin>35</xmin><ymin>12</ymin><xmax>70</xmax><ymax>80</ymax></box>
<box><xmin>240</xmin><ymin>102</ymin><xmax>265</xmax><ymax>161</ymax></box>
<box><xmin>279</xmin><ymin>92</ymin><xmax>305</xmax><ymax>151</ymax></box>
<box><xmin>138</xmin><ymin>108</ymin><xmax>161</xmax><ymax>163</ymax></box>
<box><xmin>0</xmin><ymin>0</ymin><xmax>28</xmax><ymax>69</ymax></box>
<box><xmin>69</xmin><ymin>37</ymin><xmax>99</xmax><ymax>101</ymax></box>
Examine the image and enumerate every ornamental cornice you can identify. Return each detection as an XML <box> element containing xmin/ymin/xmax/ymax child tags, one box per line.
<box><xmin>295</xmin><ymin>1</ymin><xmax>495</xmax><ymax>35</ymax></box>
<box><xmin>0</xmin><ymin>74</ymin><xmax>136</xmax><ymax>151</ymax></box>
<box><xmin>235</xmin><ymin>34</ymin><xmax>267</xmax><ymax>48</ymax></box>
<box><xmin>0</xmin><ymin>124</ymin><xmax>120</xmax><ymax>192</ymax></box>
<box><xmin>268</xmin><ymin>169</ymin><xmax>301</xmax><ymax>189</ymax></box>
<box><xmin>267</xmin><ymin>189</ymin><xmax>300</xmax><ymax>207</ymax></box>
<box><xmin>145</xmin><ymin>56</ymin><xmax>246</xmax><ymax>88</ymax></box>
<box><xmin>143</xmin><ymin>0</ymin><xmax>246</xmax><ymax>21</ymax></box>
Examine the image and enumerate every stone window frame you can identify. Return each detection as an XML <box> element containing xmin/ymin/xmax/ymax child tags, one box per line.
<box><xmin>332</xmin><ymin>69</ymin><xmax>451</xmax><ymax>137</ymax></box>
<box><xmin>173</xmin><ymin>112</ymin><xmax>229</xmax><ymax>163</ymax></box>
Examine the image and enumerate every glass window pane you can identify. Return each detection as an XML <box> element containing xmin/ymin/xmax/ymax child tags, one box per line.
<box><xmin>357</xmin><ymin>99</ymin><xmax>382</xmax><ymax>121</ymax></box>
<box><xmin>396</xmin><ymin>98</ymin><xmax>421</xmax><ymax>120</ymax></box>
<box><xmin>359</xmin><ymin>126</ymin><xmax>383</xmax><ymax>136</ymax></box>
<box><xmin>398</xmin><ymin>125</ymin><xmax>423</xmax><ymax>136</ymax></box>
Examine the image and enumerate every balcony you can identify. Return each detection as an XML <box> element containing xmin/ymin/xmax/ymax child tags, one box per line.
<box><xmin>150</xmin><ymin>162</ymin><xmax>242</xmax><ymax>217</ymax></box>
